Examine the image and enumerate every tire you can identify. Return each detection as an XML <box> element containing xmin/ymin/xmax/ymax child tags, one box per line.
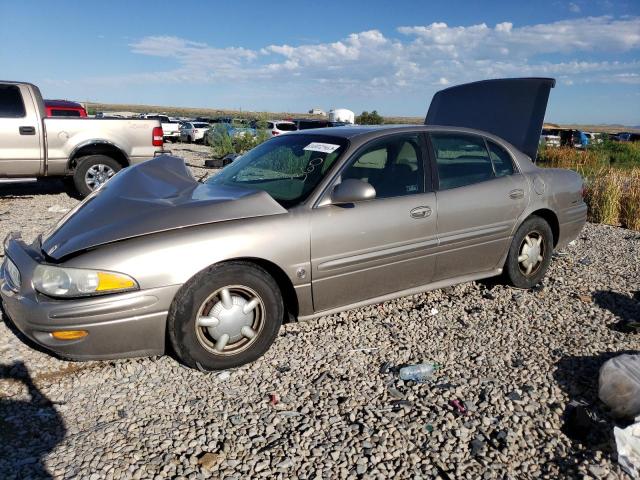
<box><xmin>72</xmin><ymin>155</ymin><xmax>122</xmax><ymax>197</ymax></box>
<box><xmin>187</xmin><ymin>135</ymin><xmax>192</xmax><ymax>143</ymax></box>
<box><xmin>504</xmin><ymin>215</ymin><xmax>553</xmax><ymax>289</ymax></box>
<box><xmin>168</xmin><ymin>262</ymin><xmax>284</xmax><ymax>370</ymax></box>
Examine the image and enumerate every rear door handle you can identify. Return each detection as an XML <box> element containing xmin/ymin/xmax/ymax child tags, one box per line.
<box><xmin>410</xmin><ymin>206</ymin><xmax>432</xmax><ymax>219</ymax></box>
<box><xmin>509</xmin><ymin>189</ymin><xmax>524</xmax><ymax>199</ymax></box>
<box><xmin>19</xmin><ymin>126</ymin><xmax>36</xmax><ymax>135</ymax></box>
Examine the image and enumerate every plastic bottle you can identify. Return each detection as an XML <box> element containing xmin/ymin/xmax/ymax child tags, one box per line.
<box><xmin>399</xmin><ymin>363</ymin><xmax>439</xmax><ymax>382</ymax></box>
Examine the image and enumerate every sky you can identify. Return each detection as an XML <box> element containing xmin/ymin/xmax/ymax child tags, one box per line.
<box><xmin>1</xmin><ymin>0</ymin><xmax>639</xmax><ymax>124</ymax></box>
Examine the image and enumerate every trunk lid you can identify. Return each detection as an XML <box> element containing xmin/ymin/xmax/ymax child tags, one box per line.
<box><xmin>425</xmin><ymin>77</ymin><xmax>555</xmax><ymax>160</ymax></box>
<box><xmin>42</xmin><ymin>155</ymin><xmax>286</xmax><ymax>260</ymax></box>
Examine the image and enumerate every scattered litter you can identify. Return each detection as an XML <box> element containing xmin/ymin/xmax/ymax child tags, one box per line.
<box><xmin>578</xmin><ymin>256</ymin><xmax>593</xmax><ymax>266</ymax></box>
<box><xmin>379</xmin><ymin>361</ymin><xmax>391</xmax><ymax>374</ymax></box>
<box><xmin>387</xmin><ymin>386</ymin><xmax>404</xmax><ymax>400</ymax></box>
<box><xmin>348</xmin><ymin>347</ymin><xmax>379</xmax><ymax>353</ymax></box>
<box><xmin>434</xmin><ymin>382</ymin><xmax>456</xmax><ymax>390</ymax></box>
<box><xmin>506</xmin><ymin>391</ymin><xmax>522</xmax><ymax>401</ymax></box>
<box><xmin>269</xmin><ymin>393</ymin><xmax>279</xmax><ymax>406</ymax></box>
<box><xmin>313</xmin><ymin>371</ymin><xmax>330</xmax><ymax>385</ymax></box>
<box><xmin>429</xmin><ymin>307</ymin><xmax>439</xmax><ymax>316</ymax></box>
<box><xmin>469</xmin><ymin>437</ymin><xmax>485</xmax><ymax>456</ymax></box>
<box><xmin>47</xmin><ymin>205</ymin><xmax>70</xmax><ymax>213</ymax></box>
<box><xmin>278</xmin><ymin>410</ymin><xmax>303</xmax><ymax>417</ymax></box>
<box><xmin>425</xmin><ymin>424</ymin><xmax>434</xmax><ymax>433</ymax></box>
<box><xmin>258</xmin><ymin>438</ymin><xmax>287</xmax><ymax>453</ymax></box>
<box><xmin>275</xmin><ymin>365</ymin><xmax>290</xmax><ymax>374</ymax></box>
<box><xmin>564</xmin><ymin>399</ymin><xmax>607</xmax><ymax>440</ymax></box>
<box><xmin>599</xmin><ymin>354</ymin><xmax>640</xmax><ymax>418</ymax></box>
<box><xmin>217</xmin><ymin>371</ymin><xmax>231</xmax><ymax>381</ymax></box>
<box><xmin>568</xmin><ymin>240</ymin><xmax>577</xmax><ymax>246</ymax></box>
<box><xmin>390</xmin><ymin>399</ymin><xmax>412</xmax><ymax>411</ymax></box>
<box><xmin>399</xmin><ymin>362</ymin><xmax>439</xmax><ymax>382</ymax></box>
<box><xmin>553</xmin><ymin>251</ymin><xmax>569</xmax><ymax>257</ymax></box>
<box><xmin>449</xmin><ymin>399</ymin><xmax>467</xmax><ymax>416</ymax></box>
<box><xmin>614</xmin><ymin>420</ymin><xmax>640</xmax><ymax>479</ymax></box>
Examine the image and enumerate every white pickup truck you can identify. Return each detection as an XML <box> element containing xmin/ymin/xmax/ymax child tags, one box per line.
<box><xmin>0</xmin><ymin>81</ymin><xmax>165</xmax><ymax>196</ymax></box>
<box><xmin>140</xmin><ymin>114</ymin><xmax>181</xmax><ymax>143</ymax></box>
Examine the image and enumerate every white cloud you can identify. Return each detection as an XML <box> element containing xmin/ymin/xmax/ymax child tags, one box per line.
<box><xmin>104</xmin><ymin>16</ymin><xmax>640</xmax><ymax>97</ymax></box>
<box><xmin>569</xmin><ymin>2</ymin><xmax>581</xmax><ymax>13</ymax></box>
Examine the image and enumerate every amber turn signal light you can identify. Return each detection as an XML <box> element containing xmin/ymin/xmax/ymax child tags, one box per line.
<box><xmin>51</xmin><ymin>330</ymin><xmax>88</xmax><ymax>340</ymax></box>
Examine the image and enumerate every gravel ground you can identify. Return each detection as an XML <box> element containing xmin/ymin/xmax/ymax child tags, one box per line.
<box><xmin>1</xmin><ymin>143</ymin><xmax>639</xmax><ymax>479</ymax></box>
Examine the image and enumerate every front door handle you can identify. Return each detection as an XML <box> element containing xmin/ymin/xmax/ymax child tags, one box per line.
<box><xmin>509</xmin><ymin>189</ymin><xmax>524</xmax><ymax>199</ymax></box>
<box><xmin>19</xmin><ymin>126</ymin><xmax>36</xmax><ymax>135</ymax></box>
<box><xmin>410</xmin><ymin>206</ymin><xmax>432</xmax><ymax>219</ymax></box>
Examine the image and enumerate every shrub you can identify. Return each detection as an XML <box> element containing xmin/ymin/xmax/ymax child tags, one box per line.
<box><xmin>356</xmin><ymin>110</ymin><xmax>384</xmax><ymax>125</ymax></box>
<box><xmin>208</xmin><ymin>121</ymin><xmax>270</xmax><ymax>158</ymax></box>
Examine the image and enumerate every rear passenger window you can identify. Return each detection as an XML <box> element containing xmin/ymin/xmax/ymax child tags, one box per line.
<box><xmin>430</xmin><ymin>134</ymin><xmax>494</xmax><ymax>190</ymax></box>
<box><xmin>487</xmin><ymin>141</ymin><xmax>514</xmax><ymax>177</ymax></box>
<box><xmin>0</xmin><ymin>85</ymin><xmax>26</xmax><ymax>118</ymax></box>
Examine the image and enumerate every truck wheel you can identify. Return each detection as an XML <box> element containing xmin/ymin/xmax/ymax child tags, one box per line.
<box><xmin>168</xmin><ymin>262</ymin><xmax>284</xmax><ymax>370</ymax></box>
<box><xmin>504</xmin><ymin>216</ymin><xmax>553</xmax><ymax>289</ymax></box>
<box><xmin>73</xmin><ymin>155</ymin><xmax>122</xmax><ymax>197</ymax></box>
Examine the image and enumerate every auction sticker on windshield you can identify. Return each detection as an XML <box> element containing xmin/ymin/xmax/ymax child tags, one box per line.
<box><xmin>304</xmin><ymin>142</ymin><xmax>341</xmax><ymax>154</ymax></box>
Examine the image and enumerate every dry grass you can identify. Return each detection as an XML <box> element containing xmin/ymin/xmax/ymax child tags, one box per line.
<box><xmin>583</xmin><ymin>168</ymin><xmax>640</xmax><ymax>230</ymax></box>
<box><xmin>538</xmin><ymin>143</ymin><xmax>640</xmax><ymax>231</ymax></box>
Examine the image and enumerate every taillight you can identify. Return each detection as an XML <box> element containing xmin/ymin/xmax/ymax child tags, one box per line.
<box><xmin>152</xmin><ymin>126</ymin><xmax>164</xmax><ymax>147</ymax></box>
<box><xmin>272</xmin><ymin>130</ymin><xmax>279</xmax><ymax>135</ymax></box>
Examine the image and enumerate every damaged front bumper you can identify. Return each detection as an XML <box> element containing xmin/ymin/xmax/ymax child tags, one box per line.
<box><xmin>1</xmin><ymin>233</ymin><xmax>180</xmax><ymax>360</ymax></box>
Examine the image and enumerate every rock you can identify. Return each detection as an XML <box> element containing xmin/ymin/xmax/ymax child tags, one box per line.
<box><xmin>197</xmin><ymin>452</ymin><xmax>222</xmax><ymax>471</ymax></box>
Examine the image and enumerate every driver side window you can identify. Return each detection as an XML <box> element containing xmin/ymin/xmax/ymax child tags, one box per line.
<box><xmin>342</xmin><ymin>134</ymin><xmax>425</xmax><ymax>199</ymax></box>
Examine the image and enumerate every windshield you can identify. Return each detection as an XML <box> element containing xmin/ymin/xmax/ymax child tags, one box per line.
<box><xmin>207</xmin><ymin>134</ymin><xmax>348</xmax><ymax>208</ymax></box>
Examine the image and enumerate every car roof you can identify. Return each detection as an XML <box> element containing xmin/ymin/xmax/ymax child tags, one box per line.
<box><xmin>288</xmin><ymin>124</ymin><xmax>512</xmax><ymax>140</ymax></box>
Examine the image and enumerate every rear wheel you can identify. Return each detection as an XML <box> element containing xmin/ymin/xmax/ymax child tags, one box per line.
<box><xmin>73</xmin><ymin>155</ymin><xmax>121</xmax><ymax>197</ymax></box>
<box><xmin>168</xmin><ymin>262</ymin><xmax>284</xmax><ymax>370</ymax></box>
<box><xmin>504</xmin><ymin>216</ymin><xmax>553</xmax><ymax>288</ymax></box>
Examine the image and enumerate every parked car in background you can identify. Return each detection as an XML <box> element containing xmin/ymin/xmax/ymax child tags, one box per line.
<box><xmin>44</xmin><ymin>99</ymin><xmax>87</xmax><ymax>118</ymax></box>
<box><xmin>141</xmin><ymin>114</ymin><xmax>181</xmax><ymax>143</ymax></box>
<box><xmin>180</xmin><ymin>122</ymin><xmax>210</xmax><ymax>143</ymax></box>
<box><xmin>0</xmin><ymin>81</ymin><xmax>164</xmax><ymax>196</ymax></box>
<box><xmin>0</xmin><ymin>78</ymin><xmax>587</xmax><ymax>371</ymax></box>
<box><xmin>616</xmin><ymin>132</ymin><xmax>640</xmax><ymax>142</ymax></box>
<box><xmin>254</xmin><ymin>120</ymin><xmax>297</xmax><ymax>137</ymax></box>
<box><xmin>540</xmin><ymin>128</ymin><xmax>560</xmax><ymax>147</ymax></box>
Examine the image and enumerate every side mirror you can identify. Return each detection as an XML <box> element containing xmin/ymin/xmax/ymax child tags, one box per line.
<box><xmin>331</xmin><ymin>178</ymin><xmax>376</xmax><ymax>204</ymax></box>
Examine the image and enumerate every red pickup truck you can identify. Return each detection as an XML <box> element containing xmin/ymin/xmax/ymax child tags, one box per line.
<box><xmin>44</xmin><ymin>99</ymin><xmax>87</xmax><ymax>118</ymax></box>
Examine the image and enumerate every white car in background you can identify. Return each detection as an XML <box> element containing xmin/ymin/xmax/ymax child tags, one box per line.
<box><xmin>540</xmin><ymin>128</ymin><xmax>561</xmax><ymax>147</ymax></box>
<box><xmin>180</xmin><ymin>122</ymin><xmax>210</xmax><ymax>143</ymax></box>
<box><xmin>266</xmin><ymin>120</ymin><xmax>297</xmax><ymax>137</ymax></box>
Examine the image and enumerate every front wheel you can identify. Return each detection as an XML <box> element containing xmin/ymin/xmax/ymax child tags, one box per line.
<box><xmin>504</xmin><ymin>216</ymin><xmax>553</xmax><ymax>289</ymax></box>
<box><xmin>73</xmin><ymin>155</ymin><xmax>121</xmax><ymax>197</ymax></box>
<box><xmin>168</xmin><ymin>262</ymin><xmax>284</xmax><ymax>370</ymax></box>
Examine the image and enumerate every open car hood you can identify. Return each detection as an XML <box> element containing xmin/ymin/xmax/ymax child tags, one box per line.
<box><xmin>42</xmin><ymin>155</ymin><xmax>287</xmax><ymax>260</ymax></box>
<box><xmin>425</xmin><ymin>77</ymin><xmax>555</xmax><ymax>160</ymax></box>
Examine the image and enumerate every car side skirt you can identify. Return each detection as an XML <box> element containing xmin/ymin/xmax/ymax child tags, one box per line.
<box><xmin>298</xmin><ymin>267</ymin><xmax>503</xmax><ymax>322</ymax></box>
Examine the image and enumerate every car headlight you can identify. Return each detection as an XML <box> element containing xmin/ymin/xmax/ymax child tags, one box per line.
<box><xmin>3</xmin><ymin>257</ymin><xmax>21</xmax><ymax>291</ymax></box>
<box><xmin>33</xmin><ymin>265</ymin><xmax>138</xmax><ymax>298</ymax></box>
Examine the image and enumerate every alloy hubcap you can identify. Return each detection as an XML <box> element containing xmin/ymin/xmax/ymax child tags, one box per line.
<box><xmin>518</xmin><ymin>231</ymin><xmax>544</xmax><ymax>276</ymax></box>
<box><xmin>195</xmin><ymin>286</ymin><xmax>264</xmax><ymax>355</ymax></box>
<box><xmin>85</xmin><ymin>164</ymin><xmax>115</xmax><ymax>190</ymax></box>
